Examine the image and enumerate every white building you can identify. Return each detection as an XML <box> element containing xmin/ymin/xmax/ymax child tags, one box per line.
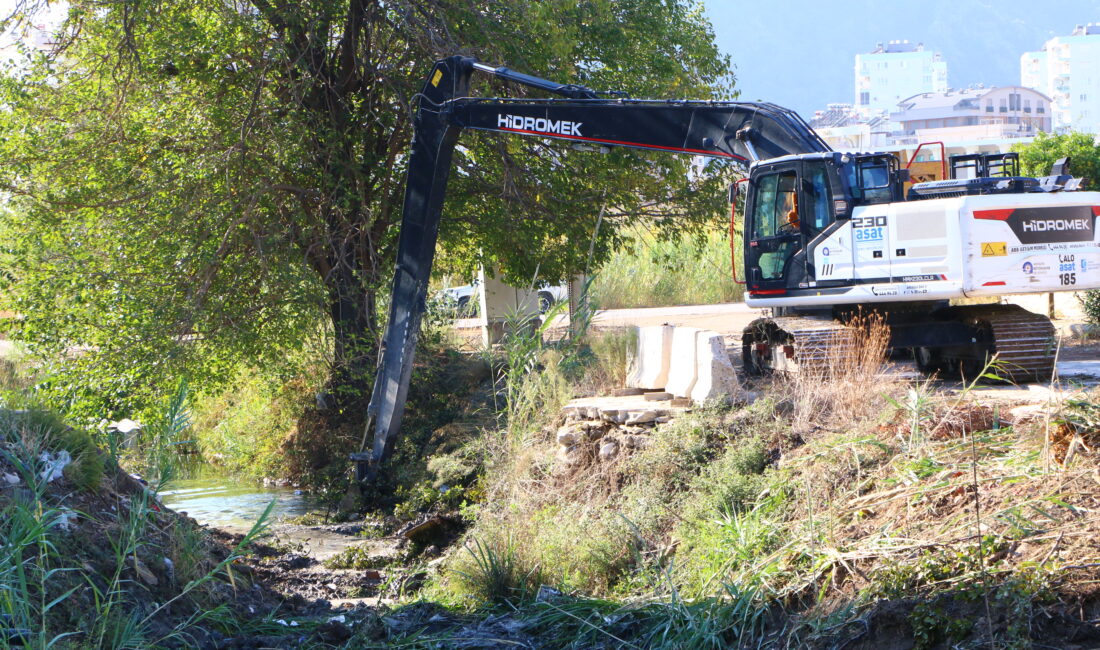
<box><xmin>855</xmin><ymin>40</ymin><xmax>948</xmax><ymax>117</ymax></box>
<box><xmin>1020</xmin><ymin>24</ymin><xmax>1100</xmax><ymax>134</ymax></box>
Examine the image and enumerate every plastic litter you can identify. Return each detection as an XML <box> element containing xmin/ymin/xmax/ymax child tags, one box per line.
<box><xmin>328</xmin><ymin>615</ymin><xmax>346</xmax><ymax>624</ymax></box>
<box><xmin>38</xmin><ymin>450</ymin><xmax>71</xmax><ymax>483</ymax></box>
<box><xmin>2</xmin><ymin>472</ymin><xmax>19</xmax><ymax>486</ymax></box>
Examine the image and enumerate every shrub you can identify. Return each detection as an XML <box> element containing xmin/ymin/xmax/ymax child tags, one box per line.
<box><xmin>1080</xmin><ymin>290</ymin><xmax>1100</xmax><ymax>325</ymax></box>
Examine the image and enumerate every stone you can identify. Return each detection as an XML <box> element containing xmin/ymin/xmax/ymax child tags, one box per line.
<box><xmin>623</xmin><ymin>435</ymin><xmax>650</xmax><ymax>450</ymax></box>
<box><xmin>556</xmin><ymin>425</ymin><xmax>579</xmax><ymax>446</ymax></box>
<box><xmin>1070</xmin><ymin>323</ymin><xmax>1100</xmax><ymax>339</ymax></box>
<box><xmin>612</xmin><ymin>387</ymin><xmax>645</xmax><ymax>396</ymax></box>
<box><xmin>134</xmin><ymin>558</ymin><xmax>158</xmax><ymax>586</ymax></box>
<box><xmin>670</xmin><ymin>398</ymin><xmax>692</xmax><ymax>407</ymax></box>
<box><xmin>655</xmin><ymin>415</ymin><xmax>671</xmax><ymax>423</ymax></box>
<box><xmin>690</xmin><ymin>330</ymin><xmax>741</xmax><ymax>404</ymax></box>
<box><xmin>557</xmin><ymin>445</ymin><xmax>585</xmax><ymax>467</ymax></box>
<box><xmin>643</xmin><ymin>391</ymin><xmax>673</xmax><ymax>401</ymax></box>
<box><xmin>625</xmin><ymin>410</ymin><xmax>657</xmax><ymax>425</ymax></box>
<box><xmin>600</xmin><ymin>409</ymin><xmax>620</xmax><ymax>422</ymax></box>
<box><xmin>599</xmin><ymin>437</ymin><xmax>620</xmax><ymax>462</ymax></box>
<box><xmin>626</xmin><ymin>325</ymin><xmax>674</xmax><ymax>390</ymax></box>
<box><xmin>664</xmin><ymin>327</ymin><xmax>701</xmax><ymax>398</ymax></box>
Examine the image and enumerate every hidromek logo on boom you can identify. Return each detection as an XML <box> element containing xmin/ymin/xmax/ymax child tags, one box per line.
<box><xmin>498</xmin><ymin>114</ymin><xmax>582</xmax><ymax>136</ymax></box>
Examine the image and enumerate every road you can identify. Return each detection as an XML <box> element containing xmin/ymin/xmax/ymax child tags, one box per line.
<box><xmin>455</xmin><ymin>300</ymin><xmax>1100</xmax><ymax>385</ymax></box>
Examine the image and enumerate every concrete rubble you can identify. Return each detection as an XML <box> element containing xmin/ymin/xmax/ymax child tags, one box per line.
<box><xmin>556</xmin><ymin>394</ymin><xmax>691</xmax><ymax>465</ymax></box>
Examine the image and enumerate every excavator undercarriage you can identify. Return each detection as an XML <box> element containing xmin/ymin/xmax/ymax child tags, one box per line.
<box><xmin>741</xmin><ymin>303</ymin><xmax>1058</xmax><ymax>383</ymax></box>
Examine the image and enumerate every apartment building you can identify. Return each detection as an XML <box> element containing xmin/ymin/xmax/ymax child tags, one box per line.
<box><xmin>855</xmin><ymin>40</ymin><xmax>948</xmax><ymax>117</ymax></box>
<box><xmin>1021</xmin><ymin>24</ymin><xmax>1100</xmax><ymax>133</ymax></box>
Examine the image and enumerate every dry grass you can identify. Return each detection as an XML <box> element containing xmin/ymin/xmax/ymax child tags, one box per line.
<box><xmin>788</xmin><ymin>312</ymin><xmax>895</xmax><ymax>432</ymax></box>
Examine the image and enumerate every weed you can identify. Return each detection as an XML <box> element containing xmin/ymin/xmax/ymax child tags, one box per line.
<box><xmin>451</xmin><ymin>537</ymin><xmax>541</xmax><ymax>605</ymax></box>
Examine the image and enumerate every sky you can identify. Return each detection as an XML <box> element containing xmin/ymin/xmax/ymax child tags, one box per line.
<box><xmin>704</xmin><ymin>0</ymin><xmax>1100</xmax><ymax>118</ymax></box>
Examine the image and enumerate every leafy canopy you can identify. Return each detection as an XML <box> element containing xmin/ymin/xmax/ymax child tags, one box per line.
<box><xmin>0</xmin><ymin>0</ymin><xmax>735</xmax><ymax>420</ymax></box>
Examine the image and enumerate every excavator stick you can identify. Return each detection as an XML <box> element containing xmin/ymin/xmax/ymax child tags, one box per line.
<box><xmin>354</xmin><ymin>56</ymin><xmax>474</xmax><ymax>482</ymax></box>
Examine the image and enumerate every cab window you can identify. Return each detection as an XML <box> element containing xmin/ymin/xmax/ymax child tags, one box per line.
<box><xmin>751</xmin><ymin>171</ymin><xmax>798</xmax><ymax>239</ymax></box>
<box><xmin>751</xmin><ymin>173</ymin><xmax>778</xmax><ymax>239</ymax></box>
<box><xmin>805</xmin><ymin>162</ymin><xmax>832</xmax><ymax>236</ymax></box>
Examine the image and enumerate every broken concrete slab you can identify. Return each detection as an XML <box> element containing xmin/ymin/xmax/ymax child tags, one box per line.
<box><xmin>626</xmin><ymin>325</ymin><xmax>673</xmax><ymax>390</ymax></box>
<box><xmin>664</xmin><ymin>327</ymin><xmax>701</xmax><ymax>398</ymax></box>
<box><xmin>691</xmin><ymin>330</ymin><xmax>740</xmax><ymax>404</ymax></box>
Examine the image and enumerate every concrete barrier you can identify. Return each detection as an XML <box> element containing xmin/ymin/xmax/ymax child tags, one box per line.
<box><xmin>664</xmin><ymin>326</ymin><xmax>701</xmax><ymax>398</ymax></box>
<box><xmin>691</xmin><ymin>330</ymin><xmax>740</xmax><ymax>403</ymax></box>
<box><xmin>626</xmin><ymin>325</ymin><xmax>674</xmax><ymax>390</ymax></box>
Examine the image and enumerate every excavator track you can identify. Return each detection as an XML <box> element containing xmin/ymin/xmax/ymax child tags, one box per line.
<box><xmin>952</xmin><ymin>304</ymin><xmax>1056</xmax><ymax>382</ymax></box>
<box><xmin>742</xmin><ymin>316</ymin><xmax>858</xmax><ymax>376</ymax></box>
<box><xmin>744</xmin><ymin>304</ymin><xmax>1057</xmax><ymax>383</ymax></box>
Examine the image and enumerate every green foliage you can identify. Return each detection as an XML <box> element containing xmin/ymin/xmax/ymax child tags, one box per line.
<box><xmin>0</xmin><ymin>0</ymin><xmax>734</xmax><ymax>422</ymax></box>
<box><xmin>191</xmin><ymin>365</ymin><xmax>322</xmax><ymax>480</ymax></box>
<box><xmin>590</xmin><ymin>228</ymin><xmax>743</xmax><ymax>309</ymax></box>
<box><xmin>324</xmin><ymin>546</ymin><xmax>396</xmax><ymax>571</ymax></box>
<box><xmin>1013</xmin><ymin>131</ymin><xmax>1100</xmax><ymax>186</ymax></box>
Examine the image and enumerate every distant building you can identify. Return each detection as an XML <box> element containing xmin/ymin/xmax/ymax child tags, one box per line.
<box><xmin>891</xmin><ymin>86</ymin><xmax>1052</xmax><ymax>143</ymax></box>
<box><xmin>811</xmin><ymin>87</ymin><xmax>1051</xmax><ymax>161</ymax></box>
<box><xmin>855</xmin><ymin>40</ymin><xmax>948</xmax><ymax>117</ymax></box>
<box><xmin>1020</xmin><ymin>24</ymin><xmax>1100</xmax><ymax>133</ymax></box>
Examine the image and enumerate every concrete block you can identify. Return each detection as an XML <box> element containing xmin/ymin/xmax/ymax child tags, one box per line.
<box><xmin>691</xmin><ymin>330</ymin><xmax>740</xmax><ymax>404</ymax></box>
<box><xmin>626</xmin><ymin>326</ymin><xmax>674</xmax><ymax>390</ymax></box>
<box><xmin>478</xmin><ymin>266</ymin><xmax>540</xmax><ymax>347</ymax></box>
<box><xmin>664</xmin><ymin>327</ymin><xmax>701</xmax><ymax>398</ymax></box>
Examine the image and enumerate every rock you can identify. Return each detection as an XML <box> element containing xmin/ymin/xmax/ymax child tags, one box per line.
<box><xmin>670</xmin><ymin>397</ymin><xmax>692</xmax><ymax>408</ymax></box>
<box><xmin>1070</xmin><ymin>323</ymin><xmax>1100</xmax><ymax>339</ymax></box>
<box><xmin>599</xmin><ymin>437</ymin><xmax>620</xmax><ymax>462</ymax></box>
<box><xmin>626</xmin><ymin>325</ymin><xmax>674</xmax><ymax>390</ymax></box>
<box><xmin>557</xmin><ymin>445</ymin><xmax>586</xmax><ymax>467</ymax></box>
<box><xmin>600</xmin><ymin>409</ymin><xmax>619</xmax><ymax>422</ymax></box>
<box><xmin>133</xmin><ymin>557</ymin><xmax>158</xmax><ymax>587</ymax></box>
<box><xmin>690</xmin><ymin>330</ymin><xmax>740</xmax><ymax>404</ymax></box>
<box><xmin>536</xmin><ymin>585</ymin><xmax>565</xmax><ymax>602</ymax></box>
<box><xmin>655</xmin><ymin>416</ymin><xmax>671</xmax><ymax>423</ymax></box>
<box><xmin>665</xmin><ymin>327</ymin><xmax>702</xmax><ymax>398</ymax></box>
<box><xmin>643</xmin><ymin>391</ymin><xmax>673</xmax><ymax>401</ymax></box>
<box><xmin>556</xmin><ymin>425</ymin><xmax>579</xmax><ymax>446</ymax></box>
<box><xmin>582</xmin><ymin>426</ymin><xmax>607</xmax><ymax>442</ymax></box>
<box><xmin>625</xmin><ymin>410</ymin><xmax>657</xmax><ymax>425</ymax></box>
<box><xmin>623</xmin><ymin>435</ymin><xmax>650</xmax><ymax>450</ymax></box>
<box><xmin>612</xmin><ymin>387</ymin><xmax>645</xmax><ymax>396</ymax></box>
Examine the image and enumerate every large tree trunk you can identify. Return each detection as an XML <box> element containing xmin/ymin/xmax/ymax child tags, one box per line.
<box><xmin>326</xmin><ymin>255</ymin><xmax>378</xmax><ymax>414</ymax></box>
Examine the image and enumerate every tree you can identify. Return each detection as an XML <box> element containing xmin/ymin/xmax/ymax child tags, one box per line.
<box><xmin>0</xmin><ymin>1</ymin><xmax>734</xmax><ymax>427</ymax></box>
<box><xmin>1013</xmin><ymin>131</ymin><xmax>1100</xmax><ymax>185</ymax></box>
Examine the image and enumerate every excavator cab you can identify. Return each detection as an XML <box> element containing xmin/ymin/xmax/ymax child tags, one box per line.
<box><xmin>744</xmin><ymin>154</ymin><xmax>845</xmax><ymax>293</ymax></box>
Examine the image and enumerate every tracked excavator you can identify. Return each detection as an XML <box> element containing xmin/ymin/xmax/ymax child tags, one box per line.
<box><xmin>355</xmin><ymin>56</ymin><xmax>1100</xmax><ymax>478</ymax></box>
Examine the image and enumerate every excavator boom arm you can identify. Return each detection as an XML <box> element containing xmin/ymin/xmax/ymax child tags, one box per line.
<box><xmin>356</xmin><ymin>56</ymin><xmax>828</xmax><ymax>480</ymax></box>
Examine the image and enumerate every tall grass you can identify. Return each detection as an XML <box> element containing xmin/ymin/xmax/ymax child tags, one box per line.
<box><xmin>589</xmin><ymin>228</ymin><xmax>743</xmax><ymax>309</ymax></box>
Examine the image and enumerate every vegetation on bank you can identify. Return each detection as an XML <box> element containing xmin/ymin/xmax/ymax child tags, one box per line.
<box><xmin>588</xmin><ymin>227</ymin><xmax>745</xmax><ymax>309</ymax></box>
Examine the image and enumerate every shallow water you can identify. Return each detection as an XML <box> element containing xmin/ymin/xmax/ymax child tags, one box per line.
<box><xmin>160</xmin><ymin>475</ymin><xmax>316</xmax><ymax>533</ymax></box>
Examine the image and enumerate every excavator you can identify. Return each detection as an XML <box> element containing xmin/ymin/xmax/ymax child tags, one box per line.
<box><xmin>355</xmin><ymin>56</ymin><xmax>1100</xmax><ymax>478</ymax></box>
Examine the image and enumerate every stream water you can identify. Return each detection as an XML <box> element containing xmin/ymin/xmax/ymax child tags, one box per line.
<box><xmin>160</xmin><ymin>474</ymin><xmax>317</xmax><ymax>534</ymax></box>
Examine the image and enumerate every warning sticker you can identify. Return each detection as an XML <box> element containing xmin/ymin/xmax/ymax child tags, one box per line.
<box><xmin>981</xmin><ymin>242</ymin><xmax>1007</xmax><ymax>257</ymax></box>
<box><xmin>431</xmin><ymin>69</ymin><xmax>443</xmax><ymax>87</ymax></box>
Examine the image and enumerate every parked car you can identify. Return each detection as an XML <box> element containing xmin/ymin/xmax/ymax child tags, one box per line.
<box><xmin>436</xmin><ymin>281</ymin><xmax>569</xmax><ymax>316</ymax></box>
